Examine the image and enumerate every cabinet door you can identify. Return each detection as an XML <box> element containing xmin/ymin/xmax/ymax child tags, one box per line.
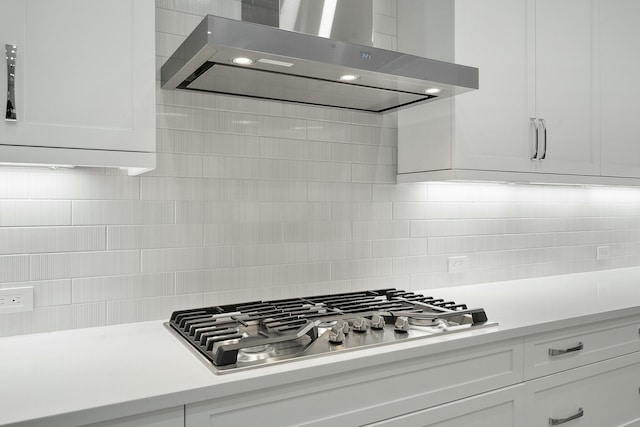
<box><xmin>453</xmin><ymin>0</ymin><xmax>534</xmax><ymax>173</ymax></box>
<box><xmin>186</xmin><ymin>340</ymin><xmax>523</xmax><ymax>427</ymax></box>
<box><xmin>599</xmin><ymin>0</ymin><xmax>640</xmax><ymax>178</ymax></box>
<box><xmin>533</xmin><ymin>0</ymin><xmax>599</xmax><ymax>176</ymax></box>
<box><xmin>524</xmin><ymin>352</ymin><xmax>640</xmax><ymax>427</ymax></box>
<box><xmin>365</xmin><ymin>385</ymin><xmax>525</xmax><ymax>427</ymax></box>
<box><xmin>0</xmin><ymin>0</ymin><xmax>155</xmax><ymax>153</ymax></box>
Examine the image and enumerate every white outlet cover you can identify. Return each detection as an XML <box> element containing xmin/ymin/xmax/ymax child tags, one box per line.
<box><xmin>448</xmin><ymin>256</ymin><xmax>469</xmax><ymax>273</ymax></box>
<box><xmin>0</xmin><ymin>287</ymin><xmax>34</xmax><ymax>313</ymax></box>
<box><xmin>597</xmin><ymin>246</ymin><xmax>611</xmax><ymax>261</ymax></box>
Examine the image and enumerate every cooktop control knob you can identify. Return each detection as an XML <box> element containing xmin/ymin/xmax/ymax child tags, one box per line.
<box><xmin>370</xmin><ymin>314</ymin><xmax>385</xmax><ymax>329</ymax></box>
<box><xmin>336</xmin><ymin>319</ymin><xmax>350</xmax><ymax>335</ymax></box>
<box><xmin>394</xmin><ymin>316</ymin><xmax>410</xmax><ymax>332</ymax></box>
<box><xmin>352</xmin><ymin>317</ymin><xmax>370</xmax><ymax>332</ymax></box>
<box><xmin>328</xmin><ymin>325</ymin><xmax>346</xmax><ymax>344</ymax></box>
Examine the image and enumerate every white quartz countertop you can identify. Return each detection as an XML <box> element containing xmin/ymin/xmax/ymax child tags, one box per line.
<box><xmin>2</xmin><ymin>267</ymin><xmax>640</xmax><ymax>426</ymax></box>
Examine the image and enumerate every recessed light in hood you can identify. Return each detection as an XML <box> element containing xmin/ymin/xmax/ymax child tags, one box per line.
<box><xmin>161</xmin><ymin>14</ymin><xmax>478</xmax><ymax>113</ymax></box>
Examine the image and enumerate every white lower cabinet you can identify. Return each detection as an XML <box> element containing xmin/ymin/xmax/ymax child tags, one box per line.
<box><xmin>185</xmin><ymin>339</ymin><xmax>523</xmax><ymax>427</ymax></box>
<box><xmin>365</xmin><ymin>385</ymin><xmax>525</xmax><ymax>427</ymax></box>
<box><xmin>84</xmin><ymin>406</ymin><xmax>184</xmax><ymax>427</ymax></box>
<box><xmin>523</xmin><ymin>351</ymin><xmax>640</xmax><ymax>427</ymax></box>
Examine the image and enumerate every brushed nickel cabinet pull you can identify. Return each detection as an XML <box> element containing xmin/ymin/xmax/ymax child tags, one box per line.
<box><xmin>549</xmin><ymin>342</ymin><xmax>583</xmax><ymax>356</ymax></box>
<box><xmin>549</xmin><ymin>408</ymin><xmax>583</xmax><ymax>425</ymax></box>
<box><xmin>539</xmin><ymin>118</ymin><xmax>547</xmax><ymax>159</ymax></box>
<box><xmin>530</xmin><ymin>118</ymin><xmax>539</xmax><ymax>160</ymax></box>
<box><xmin>5</xmin><ymin>43</ymin><xmax>17</xmax><ymax>121</ymax></box>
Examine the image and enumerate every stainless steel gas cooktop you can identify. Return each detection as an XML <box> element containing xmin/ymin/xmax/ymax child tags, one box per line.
<box><xmin>166</xmin><ymin>289</ymin><xmax>497</xmax><ymax>374</ymax></box>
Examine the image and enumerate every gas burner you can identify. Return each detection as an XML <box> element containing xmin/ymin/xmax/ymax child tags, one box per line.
<box><xmin>167</xmin><ymin>288</ymin><xmax>496</xmax><ymax>374</ymax></box>
<box><xmin>237</xmin><ymin>344</ymin><xmax>277</xmax><ymax>363</ymax></box>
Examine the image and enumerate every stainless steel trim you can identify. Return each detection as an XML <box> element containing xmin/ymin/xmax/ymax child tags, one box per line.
<box><xmin>549</xmin><ymin>408</ymin><xmax>584</xmax><ymax>425</ymax></box>
<box><xmin>530</xmin><ymin>118</ymin><xmax>539</xmax><ymax>160</ymax></box>
<box><xmin>539</xmin><ymin>118</ymin><xmax>547</xmax><ymax>160</ymax></box>
<box><xmin>5</xmin><ymin>44</ymin><xmax>17</xmax><ymax>121</ymax></box>
<box><xmin>549</xmin><ymin>342</ymin><xmax>583</xmax><ymax>356</ymax></box>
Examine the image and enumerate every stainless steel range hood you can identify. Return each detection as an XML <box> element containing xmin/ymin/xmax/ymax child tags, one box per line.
<box><xmin>161</xmin><ymin>1</ymin><xmax>478</xmax><ymax>113</ymax></box>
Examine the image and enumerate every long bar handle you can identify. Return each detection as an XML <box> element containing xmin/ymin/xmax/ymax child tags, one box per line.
<box><xmin>530</xmin><ymin>118</ymin><xmax>539</xmax><ymax>160</ymax></box>
<box><xmin>549</xmin><ymin>408</ymin><xmax>583</xmax><ymax>425</ymax></box>
<box><xmin>549</xmin><ymin>342</ymin><xmax>583</xmax><ymax>356</ymax></box>
<box><xmin>5</xmin><ymin>44</ymin><xmax>17</xmax><ymax>121</ymax></box>
<box><xmin>539</xmin><ymin>118</ymin><xmax>547</xmax><ymax>159</ymax></box>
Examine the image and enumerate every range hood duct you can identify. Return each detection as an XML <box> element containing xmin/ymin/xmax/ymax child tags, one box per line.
<box><xmin>161</xmin><ymin>0</ymin><xmax>478</xmax><ymax>113</ymax></box>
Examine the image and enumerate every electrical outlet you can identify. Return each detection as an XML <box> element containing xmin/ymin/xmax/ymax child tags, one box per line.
<box><xmin>448</xmin><ymin>256</ymin><xmax>469</xmax><ymax>273</ymax></box>
<box><xmin>597</xmin><ymin>246</ymin><xmax>611</xmax><ymax>260</ymax></box>
<box><xmin>0</xmin><ymin>287</ymin><xmax>33</xmax><ymax>313</ymax></box>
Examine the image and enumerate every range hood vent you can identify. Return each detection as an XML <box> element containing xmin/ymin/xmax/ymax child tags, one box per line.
<box><xmin>161</xmin><ymin>5</ymin><xmax>478</xmax><ymax>113</ymax></box>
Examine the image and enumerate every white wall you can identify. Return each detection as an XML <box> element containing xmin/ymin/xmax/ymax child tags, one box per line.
<box><xmin>1</xmin><ymin>0</ymin><xmax>639</xmax><ymax>336</ymax></box>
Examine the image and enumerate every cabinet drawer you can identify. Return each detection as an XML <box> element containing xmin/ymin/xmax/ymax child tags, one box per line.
<box><xmin>524</xmin><ymin>315</ymin><xmax>640</xmax><ymax>379</ymax></box>
<box><xmin>365</xmin><ymin>384</ymin><xmax>524</xmax><ymax>427</ymax></box>
<box><xmin>186</xmin><ymin>339</ymin><xmax>523</xmax><ymax>427</ymax></box>
<box><xmin>524</xmin><ymin>352</ymin><xmax>640</xmax><ymax>427</ymax></box>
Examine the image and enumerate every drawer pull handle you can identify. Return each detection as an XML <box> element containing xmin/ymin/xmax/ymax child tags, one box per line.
<box><xmin>5</xmin><ymin>44</ymin><xmax>17</xmax><ymax>121</ymax></box>
<box><xmin>549</xmin><ymin>342</ymin><xmax>583</xmax><ymax>356</ymax></box>
<box><xmin>549</xmin><ymin>408</ymin><xmax>583</xmax><ymax>425</ymax></box>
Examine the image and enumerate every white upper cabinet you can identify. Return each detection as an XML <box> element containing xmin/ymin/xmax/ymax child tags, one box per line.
<box><xmin>398</xmin><ymin>0</ymin><xmax>640</xmax><ymax>185</ymax></box>
<box><xmin>453</xmin><ymin>0</ymin><xmax>533</xmax><ymax>174</ymax></box>
<box><xmin>532</xmin><ymin>0</ymin><xmax>598</xmax><ymax>176</ymax></box>
<box><xmin>0</xmin><ymin>0</ymin><xmax>155</xmax><ymax>175</ymax></box>
<box><xmin>599</xmin><ymin>0</ymin><xmax>640</xmax><ymax>178</ymax></box>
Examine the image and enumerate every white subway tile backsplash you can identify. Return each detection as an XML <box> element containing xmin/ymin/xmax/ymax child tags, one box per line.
<box><xmin>374</xmin><ymin>13</ymin><xmax>397</xmax><ymax>35</ymax></box>
<box><xmin>260</xmin><ymin>202</ymin><xmax>331</xmax><ymax>222</ymax></box>
<box><xmin>232</xmin><ymin>243</ymin><xmax>308</xmax><ymax>267</ymax></box>
<box><xmin>373</xmin><ymin>183</ymin><xmax>429</xmax><ymax>202</ymax></box>
<box><xmin>72</xmin><ymin>273</ymin><xmax>174</xmax><ymax>303</ymax></box>
<box><xmin>29</xmin><ymin>172</ymin><xmax>139</xmax><ymax>200</ymax></box>
<box><xmin>308</xmin><ymin>182</ymin><xmax>372</xmax><ymax>202</ymax></box>
<box><xmin>72</xmin><ymin>200</ymin><xmax>175</xmax><ymax>225</ymax></box>
<box><xmin>307</xmin><ymin>241</ymin><xmax>372</xmax><ymax>261</ymax></box>
<box><xmin>0</xmin><ymin>255</ymin><xmax>30</xmax><ymax>283</ymax></box>
<box><xmin>331</xmin><ymin>202</ymin><xmax>392</xmax><ymax>221</ymax></box>
<box><xmin>352</xmin><ymin>164</ymin><xmax>397</xmax><ymax>183</ymax></box>
<box><xmin>175</xmin><ymin>263</ymin><xmax>330</xmax><ymax>294</ymax></box>
<box><xmin>373</xmin><ymin>238</ymin><xmax>429</xmax><ymax>258</ymax></box>
<box><xmin>352</xmin><ymin>220</ymin><xmax>410</xmax><ymax>240</ymax></box>
<box><xmin>282</xmin><ymin>221</ymin><xmax>352</xmax><ymax>242</ymax></box>
<box><xmin>107</xmin><ymin>224</ymin><xmax>203</xmax><ymax>249</ymax></box>
<box><xmin>204</xmin><ymin>179</ymin><xmax>308</xmax><ymax>201</ymax></box>
<box><xmin>140</xmin><ymin>177</ymin><xmax>203</xmax><ymax>200</ymax></box>
<box><xmin>202</xmin><ymin>156</ymin><xmax>352</xmax><ymax>182</ymax></box>
<box><xmin>145</xmin><ymin>153</ymin><xmax>202</xmax><ymax>177</ymax></box>
<box><xmin>373</xmin><ymin>0</ymin><xmax>397</xmax><ymax>18</ymax></box>
<box><xmin>392</xmin><ymin>255</ymin><xmax>448</xmax><ymax>275</ymax></box>
<box><xmin>0</xmin><ymin>201</ymin><xmax>70</xmax><ymax>226</ymax></box>
<box><xmin>0</xmin><ymin>226</ymin><xmax>105</xmax><ymax>254</ymax></box>
<box><xmin>141</xmin><ymin>246</ymin><xmax>233</xmax><ymax>273</ymax></box>
<box><xmin>155</xmin><ymin>0</ymin><xmax>241</xmax><ymax>19</ymax></box>
<box><xmin>332</xmin><ymin>143</ymin><xmax>394</xmax><ymax>165</ymax></box>
<box><xmin>205</xmin><ymin>223</ymin><xmax>283</xmax><ymax>245</ymax></box>
<box><xmin>31</xmin><ymin>251</ymin><xmax>140</xmax><ymax>281</ymax></box>
<box><xmin>157</xmin><ymin>129</ymin><xmax>261</xmax><ymax>156</ymax></box>
<box><xmin>260</xmin><ymin>138</ymin><xmax>332</xmax><ymax>162</ymax></box>
<box><xmin>331</xmin><ymin>258</ymin><xmax>393</xmax><ymax>280</ymax></box>
<box><xmin>307</xmin><ymin>121</ymin><xmax>397</xmax><ymax>146</ymax></box>
<box><xmin>0</xmin><ymin>169</ymin><xmax>31</xmax><ymax>199</ymax></box>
